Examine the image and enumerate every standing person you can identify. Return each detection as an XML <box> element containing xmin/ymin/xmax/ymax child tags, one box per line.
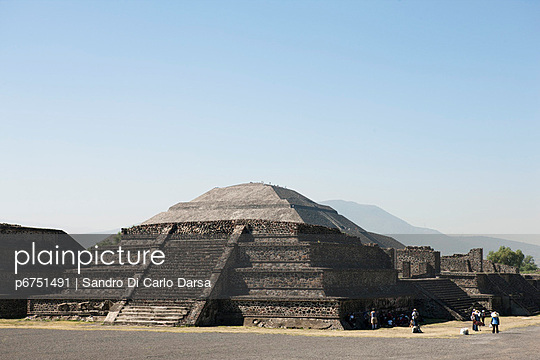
<box><xmin>491</xmin><ymin>311</ymin><xmax>500</xmax><ymax>333</ymax></box>
<box><xmin>481</xmin><ymin>310</ymin><xmax>486</xmax><ymax>325</ymax></box>
<box><xmin>475</xmin><ymin>310</ymin><xmax>482</xmax><ymax>331</ymax></box>
<box><xmin>348</xmin><ymin>313</ymin><xmax>356</xmax><ymax>329</ymax></box>
<box><xmin>370</xmin><ymin>309</ymin><xmax>378</xmax><ymax>330</ymax></box>
<box><xmin>387</xmin><ymin>311</ymin><xmax>394</xmax><ymax>327</ymax></box>
<box><xmin>471</xmin><ymin>309</ymin><xmax>478</xmax><ymax>331</ymax></box>
<box><xmin>411</xmin><ymin>308</ymin><xmax>422</xmax><ymax>333</ymax></box>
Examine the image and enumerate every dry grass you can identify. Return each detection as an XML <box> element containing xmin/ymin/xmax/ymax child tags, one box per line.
<box><xmin>1</xmin><ymin>315</ymin><xmax>539</xmax><ymax>339</ymax></box>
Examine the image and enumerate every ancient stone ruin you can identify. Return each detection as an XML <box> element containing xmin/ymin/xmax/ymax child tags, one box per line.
<box><xmin>397</xmin><ymin>246</ymin><xmax>540</xmax><ymax>318</ymax></box>
<box><xmin>2</xmin><ymin>183</ymin><xmax>539</xmax><ymax>327</ymax></box>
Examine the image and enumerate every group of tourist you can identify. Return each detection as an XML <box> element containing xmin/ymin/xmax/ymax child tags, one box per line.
<box><xmin>471</xmin><ymin>309</ymin><xmax>500</xmax><ymax>333</ymax></box>
<box><xmin>348</xmin><ymin>307</ymin><xmax>502</xmax><ymax>334</ymax></box>
<box><xmin>347</xmin><ymin>309</ymin><xmax>422</xmax><ymax>331</ymax></box>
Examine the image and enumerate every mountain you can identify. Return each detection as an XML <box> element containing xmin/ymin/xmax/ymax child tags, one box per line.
<box><xmin>322</xmin><ymin>200</ymin><xmax>540</xmax><ymax>261</ymax></box>
<box><xmin>321</xmin><ymin>200</ymin><xmax>440</xmax><ymax>234</ymax></box>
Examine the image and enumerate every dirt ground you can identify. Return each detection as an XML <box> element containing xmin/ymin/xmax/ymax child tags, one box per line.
<box><xmin>1</xmin><ymin>315</ymin><xmax>539</xmax><ymax>338</ymax></box>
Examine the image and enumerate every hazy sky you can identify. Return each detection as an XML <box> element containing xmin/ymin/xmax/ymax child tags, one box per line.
<box><xmin>1</xmin><ymin>1</ymin><xmax>538</xmax><ymax>234</ymax></box>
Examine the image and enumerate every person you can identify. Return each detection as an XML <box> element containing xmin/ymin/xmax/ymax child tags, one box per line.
<box><xmin>471</xmin><ymin>309</ymin><xmax>478</xmax><ymax>331</ymax></box>
<box><xmin>370</xmin><ymin>309</ymin><xmax>378</xmax><ymax>330</ymax></box>
<box><xmin>411</xmin><ymin>308</ymin><xmax>422</xmax><ymax>333</ymax></box>
<box><xmin>386</xmin><ymin>311</ymin><xmax>394</xmax><ymax>327</ymax></box>
<box><xmin>491</xmin><ymin>311</ymin><xmax>500</xmax><ymax>333</ymax></box>
<box><xmin>475</xmin><ymin>310</ymin><xmax>482</xmax><ymax>331</ymax></box>
<box><xmin>348</xmin><ymin>313</ymin><xmax>356</xmax><ymax>329</ymax></box>
<box><xmin>481</xmin><ymin>310</ymin><xmax>486</xmax><ymax>325</ymax></box>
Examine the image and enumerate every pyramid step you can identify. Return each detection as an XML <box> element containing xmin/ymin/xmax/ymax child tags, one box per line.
<box><xmin>120</xmin><ymin>310</ymin><xmax>189</xmax><ymax>316</ymax></box>
<box><xmin>115</xmin><ymin>319</ymin><xmax>178</xmax><ymax>326</ymax></box>
<box><xmin>117</xmin><ymin>315</ymin><xmax>183</xmax><ymax>321</ymax></box>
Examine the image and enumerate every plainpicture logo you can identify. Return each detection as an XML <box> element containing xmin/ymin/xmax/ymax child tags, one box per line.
<box><xmin>14</xmin><ymin>242</ymin><xmax>166</xmax><ymax>274</ymax></box>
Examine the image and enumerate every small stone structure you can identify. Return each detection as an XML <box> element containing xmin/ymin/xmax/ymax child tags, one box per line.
<box><xmin>390</xmin><ymin>245</ymin><xmax>539</xmax><ymax>317</ymax></box>
<box><xmin>441</xmin><ymin>248</ymin><xmax>484</xmax><ymax>273</ymax></box>
<box><xmin>395</xmin><ymin>246</ymin><xmax>440</xmax><ymax>278</ymax></box>
<box><xmin>438</xmin><ymin>249</ymin><xmax>537</xmax><ymax>315</ymax></box>
<box><xmin>441</xmin><ymin>248</ymin><xmax>518</xmax><ymax>274</ymax></box>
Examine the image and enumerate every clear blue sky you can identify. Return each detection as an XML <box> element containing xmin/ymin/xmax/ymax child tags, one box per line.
<box><xmin>1</xmin><ymin>1</ymin><xmax>538</xmax><ymax>234</ymax></box>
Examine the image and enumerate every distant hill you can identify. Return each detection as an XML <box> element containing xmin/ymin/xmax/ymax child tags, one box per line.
<box><xmin>321</xmin><ymin>200</ymin><xmax>440</xmax><ymax>234</ymax></box>
<box><xmin>323</xmin><ymin>200</ymin><xmax>540</xmax><ymax>261</ymax></box>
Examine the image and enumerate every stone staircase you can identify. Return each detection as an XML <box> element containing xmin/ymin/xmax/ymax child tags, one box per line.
<box><xmin>411</xmin><ymin>278</ymin><xmax>474</xmax><ymax>319</ymax></box>
<box><xmin>506</xmin><ymin>274</ymin><xmax>540</xmax><ymax>311</ymax></box>
<box><xmin>113</xmin><ymin>227</ymin><xmax>245</xmax><ymax>326</ymax></box>
<box><xmin>486</xmin><ymin>274</ymin><xmax>540</xmax><ymax>315</ymax></box>
<box><xmin>131</xmin><ymin>238</ymin><xmax>228</xmax><ymax>300</ymax></box>
<box><xmin>114</xmin><ymin>300</ymin><xmax>193</xmax><ymax>326</ymax></box>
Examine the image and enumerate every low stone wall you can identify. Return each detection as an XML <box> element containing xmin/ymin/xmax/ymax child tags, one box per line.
<box><xmin>441</xmin><ymin>248</ymin><xmax>483</xmax><ymax>272</ymax></box>
<box><xmin>28</xmin><ymin>299</ymin><xmax>114</xmax><ymax>316</ymax></box>
<box><xmin>123</xmin><ymin>220</ymin><xmax>341</xmax><ymax>238</ymax></box>
<box><xmin>482</xmin><ymin>260</ymin><xmax>519</xmax><ymax>273</ymax></box>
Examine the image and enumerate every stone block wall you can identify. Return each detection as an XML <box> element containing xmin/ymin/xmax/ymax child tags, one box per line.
<box><xmin>123</xmin><ymin>220</ymin><xmax>342</xmax><ymax>238</ymax></box>
<box><xmin>441</xmin><ymin>248</ymin><xmax>483</xmax><ymax>272</ymax></box>
<box><xmin>384</xmin><ymin>248</ymin><xmax>396</xmax><ymax>269</ymax></box>
<box><xmin>468</xmin><ymin>248</ymin><xmax>484</xmax><ymax>271</ymax></box>
<box><xmin>217</xmin><ymin>299</ymin><xmax>342</xmax><ymax>328</ymax></box>
<box><xmin>310</xmin><ymin>243</ymin><xmax>393</xmax><ymax>270</ymax></box>
<box><xmin>323</xmin><ymin>269</ymin><xmax>397</xmax><ymax>293</ymax></box>
<box><xmin>482</xmin><ymin>261</ymin><xmax>519</xmax><ymax>274</ymax></box>
<box><xmin>217</xmin><ymin>296</ymin><xmax>414</xmax><ymax>329</ymax></box>
<box><xmin>28</xmin><ymin>299</ymin><xmax>113</xmax><ymax>316</ymax></box>
<box><xmin>395</xmin><ymin>246</ymin><xmax>440</xmax><ymax>277</ymax></box>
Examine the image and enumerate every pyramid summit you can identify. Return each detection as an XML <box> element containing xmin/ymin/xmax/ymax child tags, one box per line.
<box><xmin>143</xmin><ymin>182</ymin><xmax>404</xmax><ymax>248</ymax></box>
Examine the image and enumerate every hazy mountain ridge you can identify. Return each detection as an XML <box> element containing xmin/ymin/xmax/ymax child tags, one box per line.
<box><xmin>323</xmin><ymin>200</ymin><xmax>540</xmax><ymax>261</ymax></box>
<box><xmin>321</xmin><ymin>200</ymin><xmax>440</xmax><ymax>234</ymax></box>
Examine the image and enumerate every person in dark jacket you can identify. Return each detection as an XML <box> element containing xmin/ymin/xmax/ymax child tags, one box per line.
<box><xmin>490</xmin><ymin>311</ymin><xmax>500</xmax><ymax>333</ymax></box>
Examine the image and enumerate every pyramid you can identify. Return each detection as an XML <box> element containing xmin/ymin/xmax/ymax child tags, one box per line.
<box><xmin>26</xmin><ymin>184</ymin><xmax>411</xmax><ymax>328</ymax></box>
<box><xmin>143</xmin><ymin>183</ymin><xmax>404</xmax><ymax>248</ymax></box>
